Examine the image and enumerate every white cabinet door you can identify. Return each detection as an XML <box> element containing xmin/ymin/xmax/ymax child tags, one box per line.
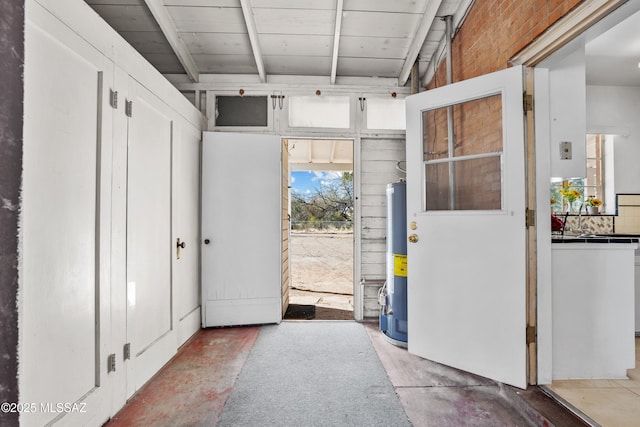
<box><xmin>125</xmin><ymin>78</ymin><xmax>176</xmax><ymax>398</ymax></box>
<box><xmin>21</xmin><ymin>4</ymin><xmax>113</xmax><ymax>425</ymax></box>
<box><xmin>405</xmin><ymin>66</ymin><xmax>528</xmax><ymax>389</ymax></box>
<box><xmin>173</xmin><ymin>121</ymin><xmax>203</xmax><ymax>346</ymax></box>
<box><xmin>202</xmin><ymin>132</ymin><xmax>282</xmax><ymax>327</ymax></box>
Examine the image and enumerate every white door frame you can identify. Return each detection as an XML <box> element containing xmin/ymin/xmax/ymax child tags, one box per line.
<box><xmin>511</xmin><ymin>0</ymin><xmax>638</xmax><ymax>385</ymax></box>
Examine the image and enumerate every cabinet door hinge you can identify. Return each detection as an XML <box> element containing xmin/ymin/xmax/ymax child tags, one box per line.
<box><xmin>125</xmin><ymin>100</ymin><xmax>133</xmax><ymax>117</ymax></box>
<box><xmin>123</xmin><ymin>343</ymin><xmax>131</xmax><ymax>361</ymax></box>
<box><xmin>107</xmin><ymin>353</ymin><xmax>116</xmax><ymax>373</ymax></box>
<box><xmin>526</xmin><ymin>325</ymin><xmax>537</xmax><ymax>345</ymax></box>
<box><xmin>523</xmin><ymin>93</ymin><xmax>533</xmax><ymax>113</ymax></box>
<box><xmin>525</xmin><ymin>208</ymin><xmax>536</xmax><ymax>228</ymax></box>
<box><xmin>109</xmin><ymin>90</ymin><xmax>118</xmax><ymax>109</ymax></box>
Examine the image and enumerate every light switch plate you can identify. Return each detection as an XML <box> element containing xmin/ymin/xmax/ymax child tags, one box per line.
<box><xmin>560</xmin><ymin>141</ymin><xmax>572</xmax><ymax>160</ymax></box>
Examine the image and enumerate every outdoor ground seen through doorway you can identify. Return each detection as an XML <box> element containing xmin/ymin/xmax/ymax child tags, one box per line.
<box><xmin>287</xmin><ymin>171</ymin><xmax>354</xmax><ymax>320</ymax></box>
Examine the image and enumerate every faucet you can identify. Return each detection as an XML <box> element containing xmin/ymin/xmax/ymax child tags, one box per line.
<box><xmin>576</xmin><ymin>203</ymin><xmax>591</xmax><ymax>234</ymax></box>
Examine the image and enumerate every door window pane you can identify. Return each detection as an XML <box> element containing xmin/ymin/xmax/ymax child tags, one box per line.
<box><xmin>422</xmin><ymin>94</ymin><xmax>503</xmax><ymax>211</ymax></box>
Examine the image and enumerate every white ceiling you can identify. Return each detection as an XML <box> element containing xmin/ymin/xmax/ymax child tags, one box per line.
<box><xmin>586</xmin><ymin>9</ymin><xmax>640</xmax><ymax>87</ymax></box>
<box><xmin>83</xmin><ymin>0</ymin><xmax>468</xmax><ymax>86</ymax></box>
<box><xmin>287</xmin><ymin>138</ymin><xmax>353</xmax><ymax>171</ymax></box>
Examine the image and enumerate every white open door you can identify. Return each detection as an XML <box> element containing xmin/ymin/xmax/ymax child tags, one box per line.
<box><xmin>405</xmin><ymin>66</ymin><xmax>528</xmax><ymax>389</ymax></box>
<box><xmin>202</xmin><ymin>132</ymin><xmax>283</xmax><ymax>327</ymax></box>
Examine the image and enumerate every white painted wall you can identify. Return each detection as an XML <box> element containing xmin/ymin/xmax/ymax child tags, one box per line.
<box><xmin>20</xmin><ymin>1</ymin><xmax>203</xmax><ymax>424</ymax></box>
<box><xmin>359</xmin><ymin>138</ymin><xmax>406</xmax><ymax>318</ymax></box>
<box><xmin>548</xmin><ymin>47</ymin><xmax>587</xmax><ymax>179</ymax></box>
<box><xmin>587</xmin><ymin>85</ymin><xmax>640</xmax><ymax>198</ymax></box>
<box><xmin>552</xmin><ymin>244</ymin><xmax>636</xmax><ymax>379</ymax></box>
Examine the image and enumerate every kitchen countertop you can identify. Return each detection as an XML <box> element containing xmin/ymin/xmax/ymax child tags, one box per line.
<box><xmin>552</xmin><ymin>234</ymin><xmax>640</xmax><ymax>244</ymax></box>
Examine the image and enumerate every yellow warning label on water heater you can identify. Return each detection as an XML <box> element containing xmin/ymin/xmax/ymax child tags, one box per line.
<box><xmin>393</xmin><ymin>254</ymin><xmax>407</xmax><ymax>277</ymax></box>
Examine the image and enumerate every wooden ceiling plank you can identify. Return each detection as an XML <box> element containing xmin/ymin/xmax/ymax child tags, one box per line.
<box><xmin>143</xmin><ymin>0</ymin><xmax>200</xmax><ymax>82</ymax></box>
<box><xmin>398</xmin><ymin>0</ymin><xmax>443</xmax><ymax>86</ymax></box>
<box><xmin>330</xmin><ymin>0</ymin><xmax>344</xmax><ymax>84</ymax></box>
<box><xmin>239</xmin><ymin>0</ymin><xmax>267</xmax><ymax>82</ymax></box>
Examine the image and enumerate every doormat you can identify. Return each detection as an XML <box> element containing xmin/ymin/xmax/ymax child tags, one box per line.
<box><xmin>283</xmin><ymin>304</ymin><xmax>316</xmax><ymax>319</ymax></box>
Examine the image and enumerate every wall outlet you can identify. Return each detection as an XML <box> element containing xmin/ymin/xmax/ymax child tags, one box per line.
<box><xmin>560</xmin><ymin>141</ymin><xmax>572</xmax><ymax>160</ymax></box>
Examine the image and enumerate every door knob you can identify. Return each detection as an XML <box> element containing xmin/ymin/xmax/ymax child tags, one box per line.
<box><xmin>408</xmin><ymin>234</ymin><xmax>419</xmax><ymax>243</ymax></box>
<box><xmin>176</xmin><ymin>238</ymin><xmax>186</xmax><ymax>259</ymax></box>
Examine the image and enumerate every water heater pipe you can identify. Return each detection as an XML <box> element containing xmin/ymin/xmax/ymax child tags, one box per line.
<box><xmin>445</xmin><ymin>15</ymin><xmax>456</xmax><ymax>209</ymax></box>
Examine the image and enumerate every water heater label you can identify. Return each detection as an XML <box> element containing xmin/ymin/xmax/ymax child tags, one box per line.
<box><xmin>393</xmin><ymin>254</ymin><xmax>407</xmax><ymax>277</ymax></box>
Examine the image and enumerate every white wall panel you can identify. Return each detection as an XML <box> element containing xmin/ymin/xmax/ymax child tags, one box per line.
<box><xmin>359</xmin><ymin>138</ymin><xmax>405</xmax><ymax>318</ymax></box>
<box><xmin>21</xmin><ymin>7</ymin><xmax>112</xmax><ymax>425</ymax></box>
<box><xmin>22</xmin><ymin>1</ymin><xmax>204</xmax><ymax>424</ymax></box>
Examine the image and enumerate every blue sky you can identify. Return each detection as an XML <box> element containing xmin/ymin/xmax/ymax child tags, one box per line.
<box><xmin>290</xmin><ymin>171</ymin><xmax>343</xmax><ymax>197</ymax></box>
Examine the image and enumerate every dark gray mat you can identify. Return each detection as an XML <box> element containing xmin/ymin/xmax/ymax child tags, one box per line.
<box><xmin>218</xmin><ymin>321</ymin><xmax>411</xmax><ymax>427</ymax></box>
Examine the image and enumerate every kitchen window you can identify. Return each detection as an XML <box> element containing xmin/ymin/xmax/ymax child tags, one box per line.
<box><xmin>550</xmin><ymin>134</ymin><xmax>605</xmax><ymax>212</ymax></box>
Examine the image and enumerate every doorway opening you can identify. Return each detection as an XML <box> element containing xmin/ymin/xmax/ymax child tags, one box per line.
<box><xmin>533</xmin><ymin>4</ymin><xmax>640</xmax><ymax>425</ymax></box>
<box><xmin>284</xmin><ymin>138</ymin><xmax>355</xmax><ymax>320</ymax></box>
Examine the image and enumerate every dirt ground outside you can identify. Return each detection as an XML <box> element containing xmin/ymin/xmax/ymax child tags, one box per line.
<box><xmin>289</xmin><ymin>231</ymin><xmax>354</xmax><ymax>312</ymax></box>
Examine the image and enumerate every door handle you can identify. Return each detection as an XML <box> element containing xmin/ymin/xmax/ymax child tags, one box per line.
<box><xmin>176</xmin><ymin>238</ymin><xmax>186</xmax><ymax>259</ymax></box>
<box><xmin>408</xmin><ymin>234</ymin><xmax>419</xmax><ymax>243</ymax></box>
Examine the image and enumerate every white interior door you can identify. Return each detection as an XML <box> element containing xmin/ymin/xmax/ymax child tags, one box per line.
<box><xmin>202</xmin><ymin>132</ymin><xmax>283</xmax><ymax>327</ymax></box>
<box><xmin>126</xmin><ymin>78</ymin><xmax>176</xmax><ymax>397</ymax></box>
<box><xmin>405</xmin><ymin>66</ymin><xmax>528</xmax><ymax>389</ymax></box>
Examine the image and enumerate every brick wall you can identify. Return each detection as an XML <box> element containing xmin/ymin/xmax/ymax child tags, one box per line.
<box><xmin>431</xmin><ymin>0</ymin><xmax>584</xmax><ymax>87</ymax></box>
<box><xmin>424</xmin><ymin>92</ymin><xmax>503</xmax><ymax>210</ymax></box>
<box><xmin>423</xmin><ymin>0</ymin><xmax>583</xmax><ymax>210</ymax></box>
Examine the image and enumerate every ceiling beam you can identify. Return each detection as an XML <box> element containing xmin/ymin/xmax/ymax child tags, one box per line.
<box><xmin>330</xmin><ymin>0</ymin><xmax>344</xmax><ymax>84</ymax></box>
<box><xmin>143</xmin><ymin>0</ymin><xmax>200</xmax><ymax>82</ymax></box>
<box><xmin>239</xmin><ymin>0</ymin><xmax>267</xmax><ymax>83</ymax></box>
<box><xmin>398</xmin><ymin>0</ymin><xmax>443</xmax><ymax>87</ymax></box>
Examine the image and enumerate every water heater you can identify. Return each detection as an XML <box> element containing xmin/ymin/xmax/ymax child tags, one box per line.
<box><xmin>379</xmin><ymin>180</ymin><xmax>408</xmax><ymax>346</ymax></box>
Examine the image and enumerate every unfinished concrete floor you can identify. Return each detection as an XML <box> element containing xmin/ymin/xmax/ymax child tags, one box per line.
<box><xmin>105</xmin><ymin>322</ymin><xmax>587</xmax><ymax>427</ymax></box>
